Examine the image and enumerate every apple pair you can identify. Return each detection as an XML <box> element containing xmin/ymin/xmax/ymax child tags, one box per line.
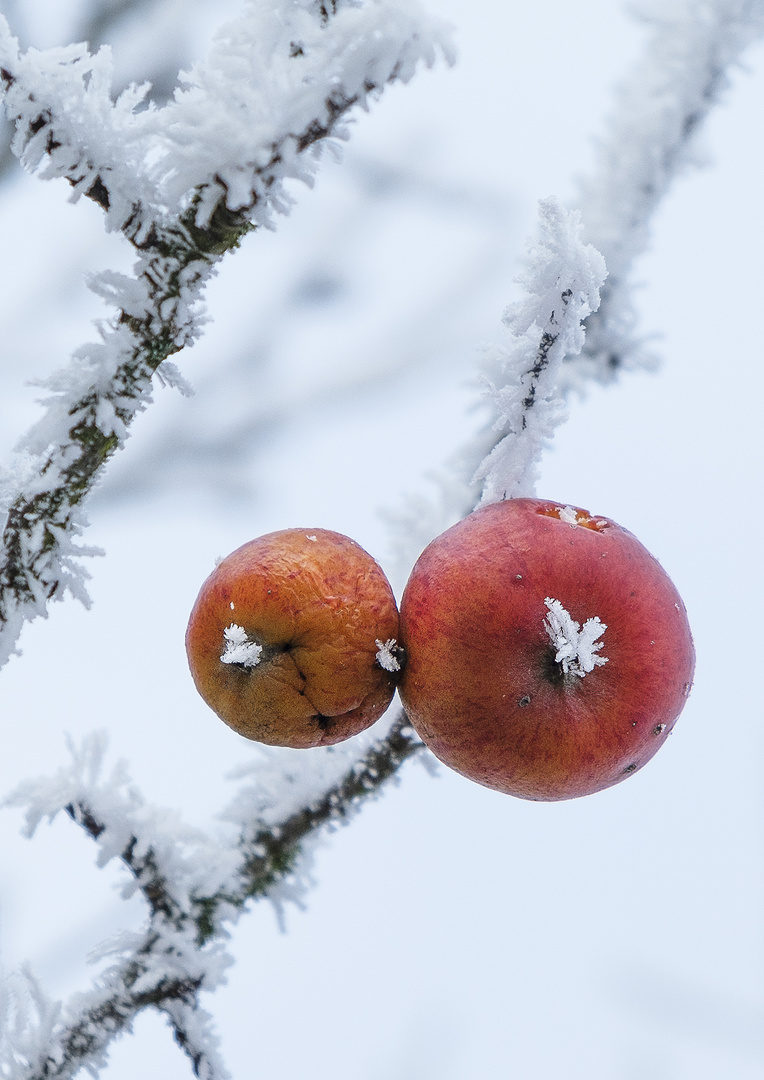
<box><xmin>185</xmin><ymin>499</ymin><xmax>695</xmax><ymax>800</ymax></box>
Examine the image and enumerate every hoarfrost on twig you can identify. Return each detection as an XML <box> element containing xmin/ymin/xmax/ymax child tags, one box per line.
<box><xmin>1</xmin><ymin>715</ymin><xmax>425</xmax><ymax>1078</ymax></box>
<box><xmin>570</xmin><ymin>0</ymin><xmax>764</xmax><ymax>389</ymax></box>
<box><xmin>473</xmin><ymin>197</ymin><xmax>607</xmax><ymax>506</ymax></box>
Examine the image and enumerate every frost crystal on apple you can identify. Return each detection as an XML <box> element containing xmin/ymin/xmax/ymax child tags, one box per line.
<box><xmin>375</xmin><ymin>638</ymin><xmax>401</xmax><ymax>672</ymax></box>
<box><xmin>543</xmin><ymin>598</ymin><xmax>608</xmax><ymax>677</ymax></box>
<box><xmin>220</xmin><ymin>624</ymin><xmax>262</xmax><ymax>667</ymax></box>
<box><xmin>556</xmin><ymin>505</ymin><xmax>579</xmax><ymax>525</ymax></box>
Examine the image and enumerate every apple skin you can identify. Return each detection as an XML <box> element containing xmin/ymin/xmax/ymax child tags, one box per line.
<box><xmin>398</xmin><ymin>499</ymin><xmax>695</xmax><ymax>800</ymax></box>
<box><xmin>186</xmin><ymin>529</ymin><xmax>400</xmax><ymax>748</ymax></box>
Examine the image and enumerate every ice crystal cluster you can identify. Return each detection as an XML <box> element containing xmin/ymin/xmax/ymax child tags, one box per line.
<box><xmin>543</xmin><ymin>598</ymin><xmax>609</xmax><ymax>678</ymax></box>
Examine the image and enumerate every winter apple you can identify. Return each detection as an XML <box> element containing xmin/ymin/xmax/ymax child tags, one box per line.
<box><xmin>186</xmin><ymin>528</ymin><xmax>401</xmax><ymax>747</ymax></box>
<box><xmin>398</xmin><ymin>498</ymin><xmax>694</xmax><ymax>800</ymax></box>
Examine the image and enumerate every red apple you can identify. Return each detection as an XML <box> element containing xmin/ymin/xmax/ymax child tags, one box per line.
<box><xmin>186</xmin><ymin>529</ymin><xmax>401</xmax><ymax>747</ymax></box>
<box><xmin>398</xmin><ymin>499</ymin><xmax>694</xmax><ymax>800</ymax></box>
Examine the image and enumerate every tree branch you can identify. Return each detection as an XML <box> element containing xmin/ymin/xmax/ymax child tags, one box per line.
<box><xmin>472</xmin><ymin>198</ymin><xmax>606</xmax><ymax>506</ymax></box>
<box><xmin>0</xmin><ymin>0</ymin><xmax>453</xmax><ymax>670</ymax></box>
<box><xmin>162</xmin><ymin>999</ymin><xmax>231</xmax><ymax>1080</ymax></box>
<box><xmin>236</xmin><ymin>712</ymin><xmax>424</xmax><ymax>904</ymax></box>
<box><xmin>7</xmin><ymin>713</ymin><xmax>423</xmax><ymax>1079</ymax></box>
<box><xmin>30</xmin><ymin>971</ymin><xmax>203</xmax><ymax>1080</ymax></box>
<box><xmin>570</xmin><ymin>0</ymin><xmax>764</xmax><ymax>388</ymax></box>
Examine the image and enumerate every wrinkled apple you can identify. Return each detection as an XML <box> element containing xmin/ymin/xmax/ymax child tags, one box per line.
<box><xmin>186</xmin><ymin>529</ymin><xmax>401</xmax><ymax>747</ymax></box>
<box><xmin>398</xmin><ymin>498</ymin><xmax>695</xmax><ymax>800</ymax></box>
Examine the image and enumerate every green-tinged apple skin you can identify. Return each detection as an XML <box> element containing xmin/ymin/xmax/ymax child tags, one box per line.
<box><xmin>186</xmin><ymin>529</ymin><xmax>400</xmax><ymax>748</ymax></box>
<box><xmin>398</xmin><ymin>499</ymin><xmax>695</xmax><ymax>800</ymax></box>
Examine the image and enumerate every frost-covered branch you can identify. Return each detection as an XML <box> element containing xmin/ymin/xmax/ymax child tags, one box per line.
<box><xmin>234</xmin><ymin>713</ymin><xmax>423</xmax><ymax>907</ymax></box>
<box><xmin>162</xmin><ymin>998</ymin><xmax>231</xmax><ymax>1080</ymax></box>
<box><xmin>0</xmin><ymin>0</ymin><xmax>453</xmax><ymax>671</ymax></box>
<box><xmin>15</xmin><ymin>949</ymin><xmax>211</xmax><ymax>1080</ymax></box>
<box><xmin>388</xmin><ymin>4</ymin><xmax>764</xmax><ymax>597</ymax></box>
<box><xmin>1</xmin><ymin>716</ymin><xmax>424</xmax><ymax>1078</ymax></box>
<box><xmin>0</xmin><ymin>0</ymin><xmax>169</xmax><ymax>183</ymax></box>
<box><xmin>0</xmin><ymin>929</ymin><xmax>219</xmax><ymax>1080</ymax></box>
<box><xmin>382</xmin><ymin>198</ymin><xmax>606</xmax><ymax>581</ymax></box>
<box><xmin>0</xmin><ymin>968</ymin><xmax>63</xmax><ymax>1080</ymax></box>
<box><xmin>417</xmin><ymin>0</ymin><xmax>764</xmax><ymax>534</ymax></box>
<box><xmin>569</xmin><ymin>0</ymin><xmax>764</xmax><ymax>389</ymax></box>
<box><xmin>472</xmin><ymin>197</ymin><xmax>606</xmax><ymax>506</ymax></box>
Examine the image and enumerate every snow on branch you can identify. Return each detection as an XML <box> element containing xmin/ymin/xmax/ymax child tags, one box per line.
<box><xmin>0</xmin><ymin>967</ymin><xmax>63</xmax><ymax>1080</ymax></box>
<box><xmin>0</xmin><ymin>0</ymin><xmax>453</xmax><ymax>673</ymax></box>
<box><xmin>569</xmin><ymin>0</ymin><xmax>764</xmax><ymax>390</ymax></box>
<box><xmin>473</xmin><ymin>197</ymin><xmax>607</xmax><ymax>506</ymax></box>
<box><xmin>0</xmin><ymin>717</ymin><xmax>424</xmax><ymax>1078</ymax></box>
<box><xmin>153</xmin><ymin>0</ymin><xmax>456</xmax><ymax>228</ymax></box>
<box><xmin>385</xmin><ymin>0</ymin><xmax>764</xmax><ymax>566</ymax></box>
<box><xmin>162</xmin><ymin>999</ymin><xmax>231</xmax><ymax>1080</ymax></box>
<box><xmin>3</xmin><ymin>732</ymin><xmax>242</xmax><ymax>924</ymax></box>
<box><xmin>0</xmin><ymin>942</ymin><xmax>226</xmax><ymax>1080</ymax></box>
<box><xmin>231</xmin><ymin>714</ymin><xmax>424</xmax><ymax>913</ymax></box>
<box><xmin>0</xmin><ymin>1</ymin><xmax>453</xmax><ymax>233</ymax></box>
<box><xmin>0</xmin><ymin>27</ymin><xmax>156</xmax><ymax>230</ymax></box>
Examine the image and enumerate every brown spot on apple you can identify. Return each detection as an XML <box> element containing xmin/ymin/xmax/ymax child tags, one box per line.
<box><xmin>536</xmin><ymin>503</ymin><xmax>609</xmax><ymax>531</ymax></box>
